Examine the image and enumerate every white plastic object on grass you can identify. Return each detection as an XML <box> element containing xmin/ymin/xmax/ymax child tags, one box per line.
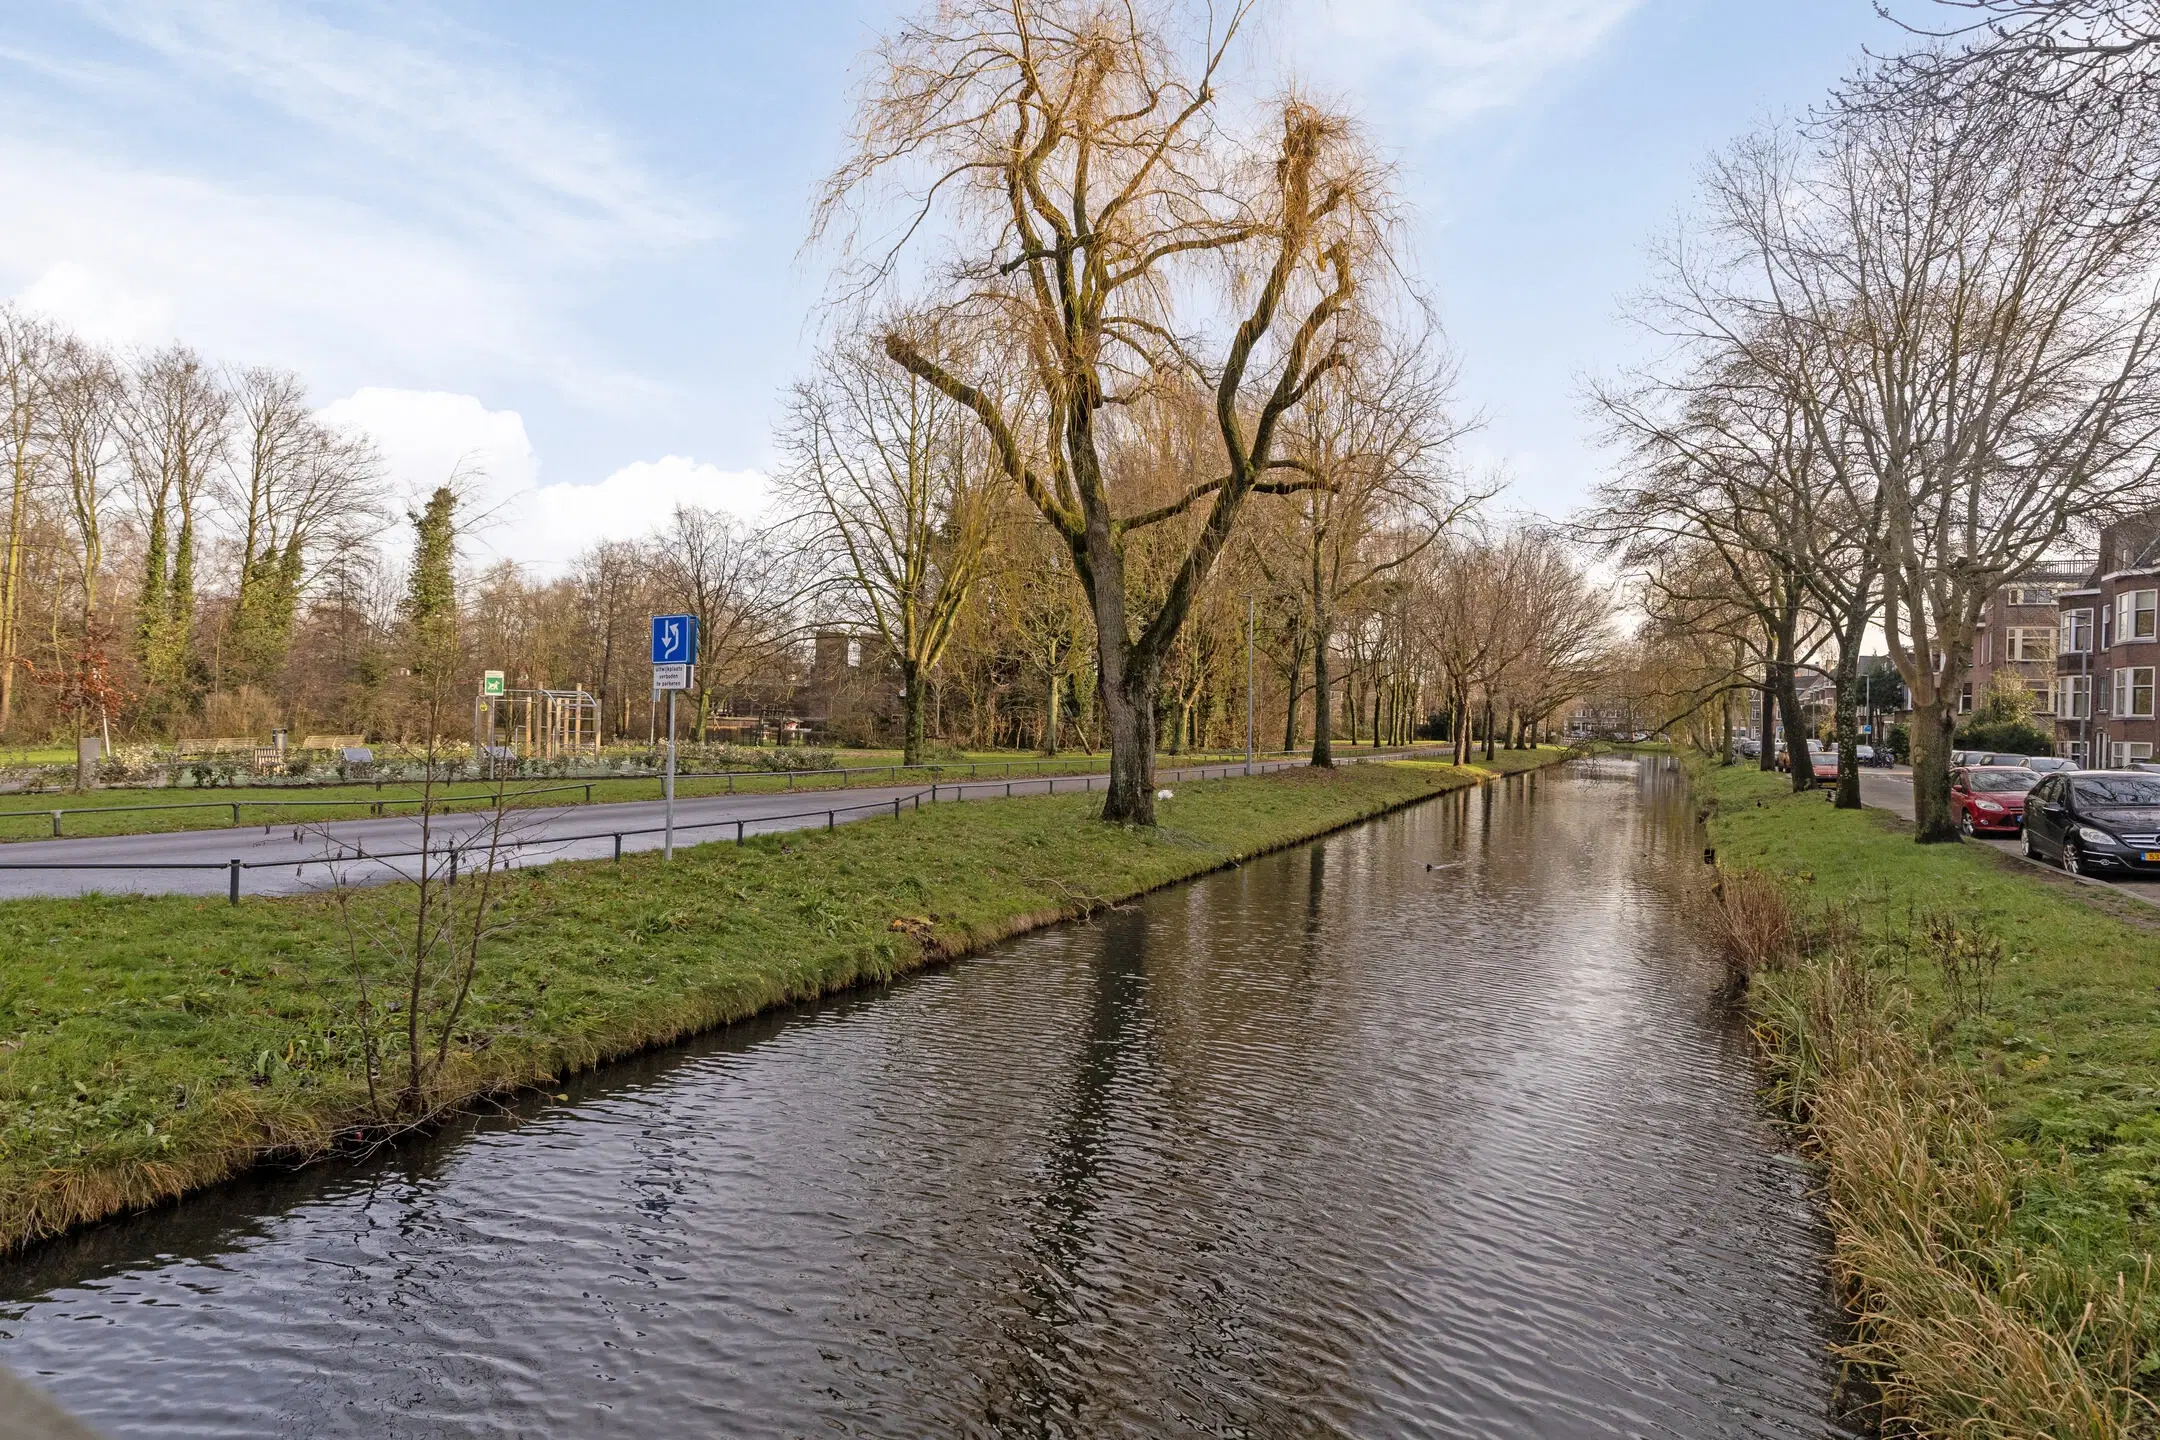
<box><xmin>1156</xmin><ymin>788</ymin><xmax>1174</xmax><ymax>800</ymax></box>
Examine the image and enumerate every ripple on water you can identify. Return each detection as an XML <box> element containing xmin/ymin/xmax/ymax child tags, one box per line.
<box><xmin>0</xmin><ymin>758</ymin><xmax>1861</xmax><ymax>1437</ymax></box>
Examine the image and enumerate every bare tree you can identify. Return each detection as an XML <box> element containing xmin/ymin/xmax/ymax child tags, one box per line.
<box><xmin>1283</xmin><ymin>330</ymin><xmax>1476</xmax><ymax>765</ymax></box>
<box><xmin>651</xmin><ymin>506</ymin><xmax>797</xmax><ymax>741</ymax></box>
<box><xmin>780</xmin><ymin>327</ymin><xmax>1000</xmax><ymax>763</ymax></box>
<box><xmin>1886</xmin><ymin>1</ymin><xmax>2160</xmax><ymax>86</ymax></box>
<box><xmin>1672</xmin><ymin>91</ymin><xmax>2160</xmax><ymax>837</ymax></box>
<box><xmin>0</xmin><ymin>307</ymin><xmax>56</xmax><ymax>734</ymax></box>
<box><xmin>573</xmin><ymin>539</ymin><xmax>647</xmax><ymax>740</ymax></box>
<box><xmin>220</xmin><ymin>368</ymin><xmax>385</xmax><ymax>693</ymax></box>
<box><xmin>819</xmin><ymin>0</ymin><xmax>1399</xmax><ymax>823</ymax></box>
<box><xmin>122</xmin><ymin>345</ymin><xmax>229</xmax><ymax>724</ymax></box>
<box><xmin>1591</xmin><ymin>344</ymin><xmax>1854</xmax><ymax>795</ymax></box>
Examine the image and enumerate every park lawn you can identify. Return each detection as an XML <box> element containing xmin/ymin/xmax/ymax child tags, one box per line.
<box><xmin>1704</xmin><ymin>762</ymin><xmax>2160</xmax><ymax>1291</ymax></box>
<box><xmin>0</xmin><ymin>747</ymin><xmax>76</xmax><ymax>767</ymax></box>
<box><xmin>1467</xmin><ymin>744</ymin><xmax>1576</xmax><ymax>775</ymax></box>
<box><xmin>0</xmin><ymin>747</ymin><xmax>1376</xmax><ymax>842</ymax></box>
<box><xmin>0</xmin><ymin>756</ymin><xmax>1110</xmax><ymax>842</ymax></box>
<box><xmin>0</xmin><ymin>754</ymin><xmax>1556</xmax><ymax>1251</ymax></box>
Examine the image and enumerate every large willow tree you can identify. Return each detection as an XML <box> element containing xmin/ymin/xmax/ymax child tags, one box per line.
<box><xmin>816</xmin><ymin>0</ymin><xmax>1402</xmax><ymax>823</ymax></box>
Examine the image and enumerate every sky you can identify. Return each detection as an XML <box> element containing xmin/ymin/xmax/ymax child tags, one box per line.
<box><xmin>0</xmin><ymin>0</ymin><xmax>1909</xmax><ymax>571</ymax></box>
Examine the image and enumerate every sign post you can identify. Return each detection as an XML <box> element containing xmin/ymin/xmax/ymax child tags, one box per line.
<box><xmin>651</xmin><ymin>616</ymin><xmax>699</xmax><ymax>860</ymax></box>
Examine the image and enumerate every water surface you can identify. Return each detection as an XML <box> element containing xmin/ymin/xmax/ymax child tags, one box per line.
<box><xmin>0</xmin><ymin>758</ymin><xmax>1855</xmax><ymax>1436</ymax></box>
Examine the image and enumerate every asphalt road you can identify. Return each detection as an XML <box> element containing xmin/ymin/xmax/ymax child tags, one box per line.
<box><xmin>1857</xmin><ymin>766</ymin><xmax>2160</xmax><ymax>912</ymax></box>
<box><xmin>0</xmin><ymin>755</ymin><xmax>1344</xmax><ymax>903</ymax></box>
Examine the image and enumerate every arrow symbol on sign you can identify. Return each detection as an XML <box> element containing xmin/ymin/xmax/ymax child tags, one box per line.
<box><xmin>664</xmin><ymin>619</ymin><xmax>680</xmax><ymax>655</ymax></box>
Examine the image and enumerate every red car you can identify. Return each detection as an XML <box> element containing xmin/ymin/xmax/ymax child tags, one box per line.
<box><xmin>1808</xmin><ymin>746</ymin><xmax>1840</xmax><ymax>781</ymax></box>
<box><xmin>1950</xmin><ymin>765</ymin><xmax>2039</xmax><ymax>836</ymax></box>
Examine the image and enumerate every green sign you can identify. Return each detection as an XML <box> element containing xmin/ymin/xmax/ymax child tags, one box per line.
<box><xmin>482</xmin><ymin>670</ymin><xmax>505</xmax><ymax>697</ymax></box>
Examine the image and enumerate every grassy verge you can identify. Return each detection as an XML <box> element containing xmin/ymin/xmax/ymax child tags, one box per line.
<box><xmin>0</xmin><ymin>747</ymin><xmax>1420</xmax><ymax>842</ymax></box>
<box><xmin>0</xmin><ymin>753</ymin><xmax>1563</xmax><ymax>1252</ymax></box>
<box><xmin>1700</xmin><ymin>760</ymin><xmax>2160</xmax><ymax>1435</ymax></box>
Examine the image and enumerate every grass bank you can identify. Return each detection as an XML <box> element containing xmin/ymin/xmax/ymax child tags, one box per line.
<box><xmin>0</xmin><ymin>751</ymin><xmax>1566</xmax><ymax>1253</ymax></box>
<box><xmin>1701</xmin><ymin>761</ymin><xmax>2160</xmax><ymax>1435</ymax></box>
<box><xmin>0</xmin><ymin>746</ymin><xmax>1426</xmax><ymax>842</ymax></box>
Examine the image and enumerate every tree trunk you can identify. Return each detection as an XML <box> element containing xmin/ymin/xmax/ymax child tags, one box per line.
<box><xmin>901</xmin><ymin>659</ymin><xmax>926</xmax><ymax>767</ymax></box>
<box><xmin>1757</xmin><ymin>684</ymin><xmax>1777</xmax><ymax>772</ymax></box>
<box><xmin>1310</xmin><ymin>605</ymin><xmax>1334</xmax><ymax>767</ymax></box>
<box><xmin>1832</xmin><ymin>660</ymin><xmax>1861</xmax><ymax>810</ymax></box>
<box><xmin>1100</xmin><ymin>669</ymin><xmax>1158</xmax><ymax>824</ymax></box>
<box><xmin>1911</xmin><ymin>700</ymin><xmax>1959</xmax><ymax>843</ymax></box>
<box><xmin>1482</xmin><ymin>697</ymin><xmax>1496</xmax><ymax>762</ymax></box>
<box><xmin>1043</xmin><ymin>670</ymin><xmax>1060</xmax><ymax>755</ymax></box>
<box><xmin>0</xmin><ymin>449</ymin><xmax>27</xmax><ymax>735</ymax></box>
<box><xmin>1283</xmin><ymin>652</ymin><xmax>1303</xmax><ymax>752</ymax></box>
<box><xmin>1777</xmin><ymin>661</ymin><xmax>1812</xmax><ymax>794</ymax></box>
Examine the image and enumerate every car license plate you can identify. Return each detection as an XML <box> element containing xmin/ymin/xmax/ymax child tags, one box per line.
<box><xmin>2145</xmin><ymin>852</ymin><xmax>2160</xmax><ymax>863</ymax></box>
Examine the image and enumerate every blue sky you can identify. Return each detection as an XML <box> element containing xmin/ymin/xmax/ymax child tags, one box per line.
<box><xmin>0</xmin><ymin>1</ymin><xmax>1902</xmax><ymax>568</ymax></box>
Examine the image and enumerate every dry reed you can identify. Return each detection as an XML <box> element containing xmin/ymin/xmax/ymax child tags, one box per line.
<box><xmin>1746</xmin><ymin>894</ymin><xmax>2158</xmax><ymax>1437</ymax></box>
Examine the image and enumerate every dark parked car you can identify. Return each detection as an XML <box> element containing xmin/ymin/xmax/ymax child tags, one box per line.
<box><xmin>1950</xmin><ymin>766</ymin><xmax>2037</xmax><ymax>836</ymax></box>
<box><xmin>2024</xmin><ymin>772</ymin><xmax>2160</xmax><ymax>877</ymax></box>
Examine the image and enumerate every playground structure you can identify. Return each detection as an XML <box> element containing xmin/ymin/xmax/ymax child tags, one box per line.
<box><xmin>474</xmin><ymin>687</ymin><xmax>602</xmax><ymax>763</ymax></box>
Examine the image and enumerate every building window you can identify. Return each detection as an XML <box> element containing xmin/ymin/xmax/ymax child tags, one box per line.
<box><xmin>2112</xmin><ymin>741</ymin><xmax>2156</xmax><ymax>767</ymax></box>
<box><xmin>2009</xmin><ymin>586</ymin><xmax>2057</xmax><ymax>606</ymax></box>
<box><xmin>1978</xmin><ymin>630</ymin><xmax>1992</xmax><ymax>665</ymax></box>
<box><xmin>846</xmin><ymin>639</ymin><xmax>861</xmax><ymax>668</ymax></box>
<box><xmin>2063</xmin><ymin>608</ymin><xmax>2094</xmax><ymax>654</ymax></box>
<box><xmin>1958</xmin><ymin>681</ymin><xmax>1974</xmax><ymax>714</ymax></box>
<box><xmin>2029</xmin><ymin>678</ymin><xmax>2055</xmax><ymax>714</ymax></box>
<box><xmin>2062</xmin><ymin>739</ymin><xmax>2090</xmax><ymax>766</ymax></box>
<box><xmin>2117</xmin><ymin>588</ymin><xmax>2158</xmax><ymax>643</ymax></box>
<box><xmin>2113</xmin><ymin>666</ymin><xmax>2156</xmax><ymax>718</ymax></box>
<box><xmin>2060</xmin><ymin>674</ymin><xmax>2093</xmax><ymax>720</ymax></box>
<box><xmin>2007</xmin><ymin>626</ymin><xmax>2056</xmax><ymax>662</ymax></box>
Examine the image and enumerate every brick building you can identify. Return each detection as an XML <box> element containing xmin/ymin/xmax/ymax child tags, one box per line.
<box><xmin>1966</xmin><ymin>562</ymin><xmax>2089</xmax><ymax>722</ymax></box>
<box><xmin>2054</xmin><ymin>514</ymin><xmax>2160</xmax><ymax>767</ymax></box>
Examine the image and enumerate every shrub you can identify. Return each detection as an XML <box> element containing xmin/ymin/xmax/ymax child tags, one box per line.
<box><xmin>1954</xmin><ymin>717</ymin><xmax>2055</xmax><ymax>756</ymax></box>
<box><xmin>1708</xmin><ymin>868</ymin><xmax>1856</xmax><ymax>989</ymax></box>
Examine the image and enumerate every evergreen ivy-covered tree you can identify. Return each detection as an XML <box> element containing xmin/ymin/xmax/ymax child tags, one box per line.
<box><xmin>404</xmin><ymin>486</ymin><xmax>458</xmax><ymax>686</ymax></box>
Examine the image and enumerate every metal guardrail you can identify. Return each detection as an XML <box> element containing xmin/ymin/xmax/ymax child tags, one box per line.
<box><xmin>0</xmin><ymin>754</ymin><xmax>1371</xmax><ymax>903</ymax></box>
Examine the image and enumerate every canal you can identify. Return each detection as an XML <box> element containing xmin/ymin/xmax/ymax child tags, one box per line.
<box><xmin>0</xmin><ymin>757</ymin><xmax>1856</xmax><ymax>1436</ymax></box>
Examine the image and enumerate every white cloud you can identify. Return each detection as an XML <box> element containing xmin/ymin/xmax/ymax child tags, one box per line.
<box><xmin>77</xmin><ymin>0</ymin><xmax>716</xmax><ymax>260</ymax></box>
<box><xmin>1288</xmin><ymin>0</ymin><xmax>1644</xmax><ymax>128</ymax></box>
<box><xmin>318</xmin><ymin>387</ymin><xmax>538</xmax><ymax>505</ymax></box>
<box><xmin>0</xmin><ymin>2</ymin><xmax>705</xmax><ymax>412</ymax></box>
<box><xmin>504</xmin><ymin>458</ymin><xmax>771</xmax><ymax>573</ymax></box>
<box><xmin>318</xmin><ymin>386</ymin><xmax>768</xmax><ymax>573</ymax></box>
<box><xmin>17</xmin><ymin>260</ymin><xmax>172</xmax><ymax>347</ymax></box>
<box><xmin>0</xmin><ymin>137</ymin><xmax>584</xmax><ymax>388</ymax></box>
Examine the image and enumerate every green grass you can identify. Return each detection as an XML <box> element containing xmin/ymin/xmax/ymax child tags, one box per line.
<box><xmin>0</xmin><ymin>752</ymin><xmax>1564</xmax><ymax>1250</ymax></box>
<box><xmin>1703</xmin><ymin>762</ymin><xmax>2160</xmax><ymax>1314</ymax></box>
<box><xmin>0</xmin><ymin>746</ymin><xmax>76</xmax><ymax>767</ymax></box>
<box><xmin>0</xmin><ymin>747</ymin><xmax>1417</xmax><ymax>841</ymax></box>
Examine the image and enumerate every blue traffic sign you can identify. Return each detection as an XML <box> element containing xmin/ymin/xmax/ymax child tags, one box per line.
<box><xmin>651</xmin><ymin>614</ymin><xmax>698</xmax><ymax>665</ymax></box>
